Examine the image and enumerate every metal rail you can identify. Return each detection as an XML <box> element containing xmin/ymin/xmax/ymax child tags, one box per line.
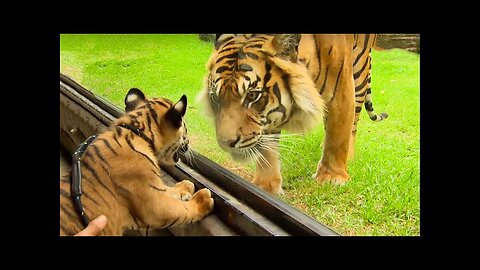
<box><xmin>60</xmin><ymin>73</ymin><xmax>340</xmax><ymax>236</ymax></box>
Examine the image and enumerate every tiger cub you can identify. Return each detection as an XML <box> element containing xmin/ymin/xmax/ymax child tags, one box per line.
<box><xmin>60</xmin><ymin>88</ymin><xmax>214</xmax><ymax>236</ymax></box>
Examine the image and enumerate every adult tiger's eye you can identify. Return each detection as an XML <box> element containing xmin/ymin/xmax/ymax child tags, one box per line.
<box><xmin>247</xmin><ymin>91</ymin><xmax>259</xmax><ymax>100</ymax></box>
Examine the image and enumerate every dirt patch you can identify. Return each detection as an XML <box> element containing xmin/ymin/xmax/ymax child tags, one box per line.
<box><xmin>376</xmin><ymin>34</ymin><xmax>420</xmax><ymax>53</ymax></box>
<box><xmin>60</xmin><ymin>65</ymin><xmax>83</xmax><ymax>82</ymax></box>
<box><xmin>220</xmin><ymin>160</ymin><xmax>255</xmax><ymax>181</ymax></box>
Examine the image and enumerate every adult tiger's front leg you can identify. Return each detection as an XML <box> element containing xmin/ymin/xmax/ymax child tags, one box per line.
<box><xmin>252</xmin><ymin>138</ymin><xmax>283</xmax><ymax>195</ymax></box>
<box><xmin>313</xmin><ymin>40</ymin><xmax>355</xmax><ymax>185</ymax></box>
<box><xmin>314</xmin><ymin>95</ymin><xmax>353</xmax><ymax>185</ymax></box>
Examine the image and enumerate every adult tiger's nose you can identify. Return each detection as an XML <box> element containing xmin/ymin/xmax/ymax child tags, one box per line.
<box><xmin>228</xmin><ymin>135</ymin><xmax>241</xmax><ymax>148</ymax></box>
<box><xmin>217</xmin><ymin>135</ymin><xmax>241</xmax><ymax>150</ymax></box>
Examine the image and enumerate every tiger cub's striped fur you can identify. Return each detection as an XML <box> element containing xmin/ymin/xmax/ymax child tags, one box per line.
<box><xmin>60</xmin><ymin>88</ymin><xmax>214</xmax><ymax>236</ymax></box>
<box><xmin>198</xmin><ymin>34</ymin><xmax>387</xmax><ymax>194</ymax></box>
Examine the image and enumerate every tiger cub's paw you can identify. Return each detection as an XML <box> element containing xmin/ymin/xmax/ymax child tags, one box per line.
<box><xmin>175</xmin><ymin>180</ymin><xmax>195</xmax><ymax>201</ymax></box>
<box><xmin>190</xmin><ymin>188</ymin><xmax>214</xmax><ymax>218</ymax></box>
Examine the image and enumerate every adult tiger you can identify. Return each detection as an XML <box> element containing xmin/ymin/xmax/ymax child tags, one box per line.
<box><xmin>60</xmin><ymin>88</ymin><xmax>214</xmax><ymax>236</ymax></box>
<box><xmin>198</xmin><ymin>34</ymin><xmax>387</xmax><ymax>195</ymax></box>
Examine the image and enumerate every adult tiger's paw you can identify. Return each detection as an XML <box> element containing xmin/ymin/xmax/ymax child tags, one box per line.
<box><xmin>175</xmin><ymin>180</ymin><xmax>195</xmax><ymax>201</ymax></box>
<box><xmin>313</xmin><ymin>164</ymin><xmax>350</xmax><ymax>185</ymax></box>
<box><xmin>252</xmin><ymin>175</ymin><xmax>284</xmax><ymax>196</ymax></box>
<box><xmin>191</xmin><ymin>188</ymin><xmax>214</xmax><ymax>218</ymax></box>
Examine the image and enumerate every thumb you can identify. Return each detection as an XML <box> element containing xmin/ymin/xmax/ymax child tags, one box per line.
<box><xmin>74</xmin><ymin>215</ymin><xmax>107</xmax><ymax>236</ymax></box>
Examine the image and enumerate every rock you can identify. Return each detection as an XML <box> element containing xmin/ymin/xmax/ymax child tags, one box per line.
<box><xmin>376</xmin><ymin>34</ymin><xmax>420</xmax><ymax>53</ymax></box>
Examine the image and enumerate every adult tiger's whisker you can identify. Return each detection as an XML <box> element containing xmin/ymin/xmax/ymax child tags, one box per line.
<box><xmin>259</xmin><ymin>139</ymin><xmax>304</xmax><ymax>157</ymax></box>
<box><xmin>253</xmin><ymin>147</ymin><xmax>272</xmax><ymax>169</ymax></box>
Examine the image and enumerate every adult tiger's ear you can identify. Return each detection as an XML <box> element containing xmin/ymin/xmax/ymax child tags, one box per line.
<box><xmin>272</xmin><ymin>34</ymin><xmax>301</xmax><ymax>61</ymax></box>
<box><xmin>125</xmin><ymin>88</ymin><xmax>147</xmax><ymax>112</ymax></box>
<box><xmin>165</xmin><ymin>94</ymin><xmax>187</xmax><ymax>128</ymax></box>
<box><xmin>215</xmin><ymin>34</ymin><xmax>236</xmax><ymax>50</ymax></box>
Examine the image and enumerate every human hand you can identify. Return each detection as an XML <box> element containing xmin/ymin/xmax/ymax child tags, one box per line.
<box><xmin>74</xmin><ymin>215</ymin><xmax>107</xmax><ymax>236</ymax></box>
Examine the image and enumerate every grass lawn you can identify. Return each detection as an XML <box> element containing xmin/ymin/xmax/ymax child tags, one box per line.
<box><xmin>60</xmin><ymin>34</ymin><xmax>420</xmax><ymax>236</ymax></box>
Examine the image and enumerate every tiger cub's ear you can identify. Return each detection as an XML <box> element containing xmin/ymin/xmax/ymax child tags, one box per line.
<box><xmin>125</xmin><ymin>88</ymin><xmax>146</xmax><ymax>112</ymax></box>
<box><xmin>272</xmin><ymin>34</ymin><xmax>301</xmax><ymax>61</ymax></box>
<box><xmin>165</xmin><ymin>94</ymin><xmax>187</xmax><ymax>128</ymax></box>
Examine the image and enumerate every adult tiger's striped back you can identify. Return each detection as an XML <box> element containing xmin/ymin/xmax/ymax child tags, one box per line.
<box><xmin>198</xmin><ymin>34</ymin><xmax>388</xmax><ymax>194</ymax></box>
<box><xmin>60</xmin><ymin>88</ymin><xmax>214</xmax><ymax>236</ymax></box>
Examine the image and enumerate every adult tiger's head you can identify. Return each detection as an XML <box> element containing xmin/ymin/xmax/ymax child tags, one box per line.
<box><xmin>198</xmin><ymin>34</ymin><xmax>325</xmax><ymax>162</ymax></box>
<box><xmin>121</xmin><ymin>88</ymin><xmax>189</xmax><ymax>166</ymax></box>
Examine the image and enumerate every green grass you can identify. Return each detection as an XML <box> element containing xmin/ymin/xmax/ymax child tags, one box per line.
<box><xmin>60</xmin><ymin>34</ymin><xmax>420</xmax><ymax>236</ymax></box>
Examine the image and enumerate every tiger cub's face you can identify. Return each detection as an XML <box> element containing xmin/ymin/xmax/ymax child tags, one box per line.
<box><xmin>124</xmin><ymin>88</ymin><xmax>189</xmax><ymax>166</ymax></box>
<box><xmin>199</xmin><ymin>34</ymin><xmax>304</xmax><ymax>162</ymax></box>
